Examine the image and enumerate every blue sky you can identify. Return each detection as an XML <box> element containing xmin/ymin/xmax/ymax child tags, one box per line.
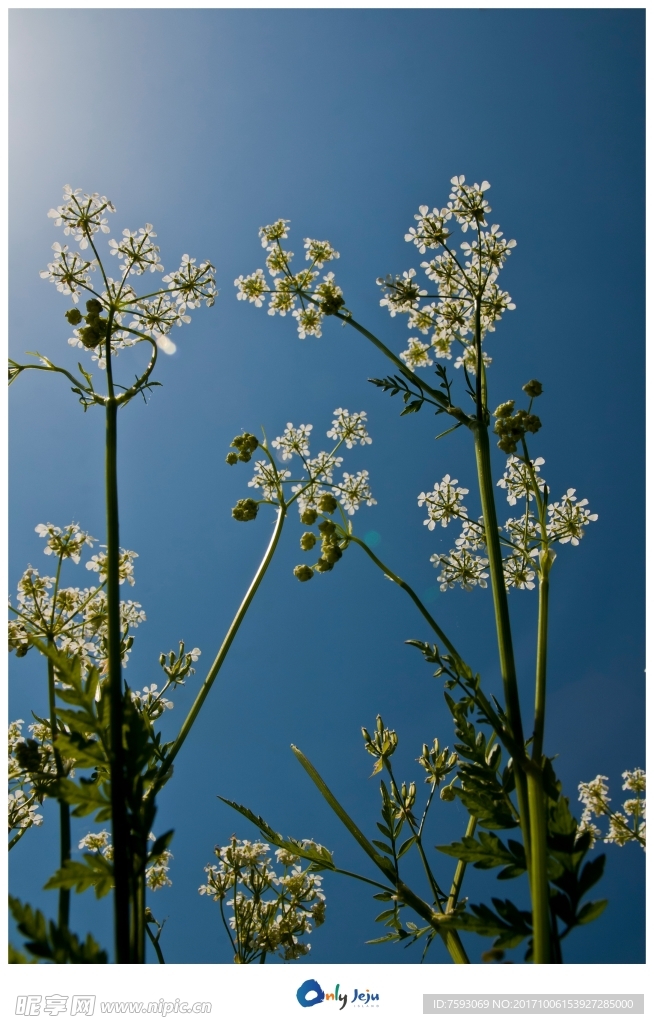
<box><xmin>9</xmin><ymin>8</ymin><xmax>644</xmax><ymax>964</ymax></box>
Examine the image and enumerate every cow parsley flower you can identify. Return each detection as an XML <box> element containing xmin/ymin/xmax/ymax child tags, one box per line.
<box><xmin>623</xmin><ymin>769</ymin><xmax>646</xmax><ymax>793</ymax></box>
<box><xmin>306</xmin><ymin>451</ymin><xmax>343</xmax><ymax>483</ymax></box>
<box><xmin>446</xmin><ymin>176</ymin><xmax>492</xmax><ymax>233</ymax></box>
<box><xmin>400</xmin><ymin>337</ymin><xmax>433</xmax><ymax>370</ymax></box>
<box><xmin>502</xmin><ymin>554</ymin><xmax>536</xmax><ymax>591</ymax></box>
<box><xmin>404</xmin><ymin>206</ymin><xmax>452</xmax><ymax>253</ymax></box>
<box><xmin>547</xmin><ymin>489</ymin><xmax>598</xmax><ymax>545</ymax></box>
<box><xmin>293</xmin><ymin>304</ymin><xmax>323</xmax><ymax>339</ymax></box>
<box><xmin>418</xmin><ymin>475</ymin><xmax>468</xmax><ymax>529</ymax></box>
<box><xmin>326</xmin><ymin>409</ymin><xmax>372</xmax><ymax>448</ymax></box>
<box><xmin>304</xmin><ymin>238</ymin><xmax>340</xmax><ymax>268</ymax></box>
<box><xmin>129</xmin><ymin>296</ymin><xmax>190</xmax><ymax>336</ymax></box>
<box><xmin>497</xmin><ymin>456</ymin><xmax>546</xmax><ymax>506</ymax></box>
<box><xmin>378</xmin><ymin>269</ymin><xmax>426</xmax><ymax>316</ymax></box>
<box><xmin>431</xmin><ymin>549</ymin><xmax>489</xmax><ymax>592</ymax></box>
<box><xmin>248</xmin><ymin>460</ymin><xmax>290</xmax><ymax>501</ymax></box>
<box><xmin>235</xmin><ymin>269</ymin><xmax>268</xmax><ymax>306</ymax></box>
<box><xmin>34</xmin><ymin>522</ymin><xmax>96</xmax><ymax>563</ymax></box>
<box><xmin>108</xmin><ymin>225</ymin><xmax>163</xmax><ymax>276</ymax></box>
<box><xmin>48</xmin><ymin>186</ymin><xmax>115</xmax><ymax>248</ymax></box>
<box><xmin>259</xmin><ymin>219</ymin><xmax>290</xmax><ymax>247</ymax></box>
<box><xmin>272</xmin><ymin>423</ymin><xmax>313</xmax><ymax>461</ymax></box>
<box><xmin>455</xmin><ymin>518</ymin><xmax>486</xmax><ymax>552</ymax></box>
<box><xmin>39</xmin><ymin>244</ymin><xmax>96</xmax><ymax>303</ymax></box>
<box><xmin>85</xmin><ymin>547</ymin><xmax>138</xmax><ymax>586</ymax></box>
<box><xmin>332</xmin><ymin>470</ymin><xmax>376</xmax><ymax>514</ymax></box>
<box><xmin>162</xmin><ymin>255</ymin><xmax>217</xmax><ymax>309</ymax></box>
<box><xmin>453</xmin><ymin>345</ymin><xmax>492</xmax><ymax>374</ymax></box>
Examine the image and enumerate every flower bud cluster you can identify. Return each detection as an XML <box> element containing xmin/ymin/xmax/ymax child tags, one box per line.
<box><xmin>362</xmin><ymin>715</ymin><xmax>398</xmax><ymax>776</ymax></box>
<box><xmin>493</xmin><ymin>400</ymin><xmax>542</xmax><ymax>455</ymax></box>
<box><xmin>417</xmin><ymin>738</ymin><xmax>458</xmax><ymax>787</ymax></box>
<box><xmin>226</xmin><ymin>433</ymin><xmax>259</xmax><ymax>465</ymax></box>
<box><xmin>232</xmin><ymin>498</ymin><xmax>259</xmax><ymax>522</ymax></box>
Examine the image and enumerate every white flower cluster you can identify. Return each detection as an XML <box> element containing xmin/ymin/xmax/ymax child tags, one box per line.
<box><xmin>8</xmin><ymin>720</ymin><xmax>50</xmax><ymax>839</ymax></box>
<box><xmin>378</xmin><ymin>176</ymin><xmax>515</xmax><ymax>371</ymax></box>
<box><xmin>199</xmin><ymin>838</ymin><xmax>326</xmax><ymax>963</ymax></box>
<box><xmin>247</xmin><ymin>410</ymin><xmax>375</xmax><ymax>518</ymax></box>
<box><xmin>419</xmin><ymin>456</ymin><xmax>596</xmax><ymax>594</ymax></box>
<box><xmin>9</xmin><ymin>523</ymin><xmax>146</xmax><ymax>672</ymax></box>
<box><xmin>577</xmin><ymin>771</ymin><xmax>646</xmax><ymax>849</ymax></box>
<box><xmin>41</xmin><ymin>185</ymin><xmax>216</xmax><ymax>361</ymax></box>
<box><xmin>235</xmin><ymin>219</ymin><xmax>342</xmax><ymax>340</ymax></box>
<box><xmin>78</xmin><ymin>830</ymin><xmax>173</xmax><ymax>889</ymax></box>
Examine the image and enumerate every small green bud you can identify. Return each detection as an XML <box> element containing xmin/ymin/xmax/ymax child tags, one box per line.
<box><xmin>65</xmin><ymin>308</ymin><xmax>83</xmax><ymax>326</ymax></box>
<box><xmin>319</xmin><ymin>493</ymin><xmax>338</xmax><ymax>514</ymax></box>
<box><xmin>300</xmin><ymin>508</ymin><xmax>318</xmax><ymax>525</ymax></box>
<box><xmin>315</xmin><ymin>558</ymin><xmax>333</xmax><ymax>573</ymax></box>
<box><xmin>79</xmin><ymin>326</ymin><xmax>102</xmax><ymax>349</ymax></box>
<box><xmin>522</xmin><ymin>379</ymin><xmax>543</xmax><ymax>398</ymax></box>
<box><xmin>440</xmin><ymin>783</ymin><xmax>456</xmax><ymax>802</ymax></box>
<box><xmin>15</xmin><ymin>739</ymin><xmax>43</xmax><ymax>773</ymax></box>
<box><xmin>225</xmin><ymin>452</ymin><xmax>239</xmax><ymax>466</ymax></box>
<box><xmin>300</xmin><ymin>532</ymin><xmax>317</xmax><ymax>551</ymax></box>
<box><xmin>318</xmin><ymin>519</ymin><xmax>336</xmax><ymax>535</ymax></box>
<box><xmin>86</xmin><ymin>299</ymin><xmax>103</xmax><ymax>315</ymax></box>
<box><xmin>293</xmin><ymin>564</ymin><xmax>314</xmax><ymax>582</ymax></box>
<box><xmin>493</xmin><ymin>400</ymin><xmax>515</xmax><ymax>419</ymax></box>
<box><xmin>322</xmin><ymin>543</ymin><xmax>342</xmax><ymax>564</ymax></box>
<box><xmin>319</xmin><ymin>293</ymin><xmax>345</xmax><ymax>316</ymax></box>
<box><xmin>231</xmin><ymin>498</ymin><xmax>259</xmax><ymax>522</ymax></box>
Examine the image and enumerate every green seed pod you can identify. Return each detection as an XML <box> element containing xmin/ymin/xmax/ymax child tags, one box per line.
<box><xmin>293</xmin><ymin>564</ymin><xmax>314</xmax><ymax>582</ymax></box>
<box><xmin>440</xmin><ymin>783</ymin><xmax>456</xmax><ymax>802</ymax></box>
<box><xmin>319</xmin><ymin>493</ymin><xmax>338</xmax><ymax>514</ymax></box>
<box><xmin>522</xmin><ymin>379</ymin><xmax>543</xmax><ymax>398</ymax></box>
<box><xmin>300</xmin><ymin>508</ymin><xmax>318</xmax><ymax>525</ymax></box>
<box><xmin>231</xmin><ymin>498</ymin><xmax>259</xmax><ymax>522</ymax></box>
<box><xmin>300</xmin><ymin>532</ymin><xmax>317</xmax><ymax>551</ymax></box>
<box><xmin>85</xmin><ymin>298</ymin><xmax>103</xmax><ymax>315</ymax></box>
<box><xmin>65</xmin><ymin>308</ymin><xmax>83</xmax><ymax>326</ymax></box>
<box><xmin>225</xmin><ymin>452</ymin><xmax>239</xmax><ymax>465</ymax></box>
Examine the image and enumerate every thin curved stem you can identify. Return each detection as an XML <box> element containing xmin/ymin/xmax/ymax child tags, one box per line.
<box><xmin>154</xmin><ymin>505</ymin><xmax>286</xmax><ymax>787</ymax></box>
<box><xmin>346</xmin><ymin>535</ymin><xmax>464</xmax><ymax>663</ymax></box>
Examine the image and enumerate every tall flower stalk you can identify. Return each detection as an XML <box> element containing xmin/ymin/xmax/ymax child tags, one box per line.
<box><xmin>230</xmin><ymin>176</ymin><xmax>611</xmax><ymax>963</ymax></box>
<box><xmin>10</xmin><ymin>187</ymin><xmax>216</xmax><ymax>962</ymax></box>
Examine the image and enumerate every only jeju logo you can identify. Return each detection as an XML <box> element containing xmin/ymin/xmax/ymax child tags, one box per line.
<box><xmin>296</xmin><ymin>980</ymin><xmax>380</xmax><ymax>1009</ymax></box>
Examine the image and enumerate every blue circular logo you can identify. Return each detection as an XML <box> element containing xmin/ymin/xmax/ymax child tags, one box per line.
<box><xmin>296</xmin><ymin>979</ymin><xmax>325</xmax><ymax>1008</ymax></box>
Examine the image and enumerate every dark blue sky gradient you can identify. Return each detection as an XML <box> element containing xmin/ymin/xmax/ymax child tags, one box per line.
<box><xmin>9</xmin><ymin>8</ymin><xmax>644</xmax><ymax>964</ymax></box>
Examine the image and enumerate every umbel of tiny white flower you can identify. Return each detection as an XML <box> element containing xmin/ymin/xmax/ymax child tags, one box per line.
<box><xmin>198</xmin><ymin>837</ymin><xmax>326</xmax><ymax>963</ymax></box>
<box><xmin>41</xmin><ymin>186</ymin><xmax>216</xmax><ymax>366</ymax></box>
<box><xmin>576</xmin><ymin>771</ymin><xmax>646</xmax><ymax>849</ymax></box>
<box><xmin>9</xmin><ymin>522</ymin><xmax>147</xmax><ymax>672</ymax></box>
<box><xmin>227</xmin><ymin>409</ymin><xmax>375</xmax><ymax>584</ymax></box>
<box><xmin>234</xmin><ymin>219</ymin><xmax>344</xmax><ymax>340</ymax></box>
<box><xmin>374</xmin><ymin>177</ymin><xmax>516</xmax><ymax>371</ymax></box>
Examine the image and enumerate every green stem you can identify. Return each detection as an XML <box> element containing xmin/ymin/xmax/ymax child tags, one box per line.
<box><xmin>105</xmin><ymin>362</ymin><xmax>131</xmax><ymax>963</ymax></box>
<box><xmin>145</xmin><ymin>922</ymin><xmax>166</xmax><ymax>964</ymax></box>
<box><xmin>347</xmin><ymin>536</ymin><xmax>463</xmax><ymax>662</ymax></box>
<box><xmin>47</xmin><ymin>655</ymin><xmax>71</xmax><ymax>929</ymax></box>
<box><xmin>446</xmin><ymin>815</ymin><xmax>477</xmax><ymax>914</ymax></box>
<box><xmin>154</xmin><ymin>505</ymin><xmax>286</xmax><ymax>786</ymax></box>
<box><xmin>532</xmin><ymin>568</ymin><xmax>550</xmax><ymax>763</ymax></box>
<box><xmin>527</xmin><ymin>769</ymin><xmax>550</xmax><ymax>963</ymax></box>
<box><xmin>471</xmin><ymin>422</ymin><xmax>531</xmax><ymax>861</ymax></box>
